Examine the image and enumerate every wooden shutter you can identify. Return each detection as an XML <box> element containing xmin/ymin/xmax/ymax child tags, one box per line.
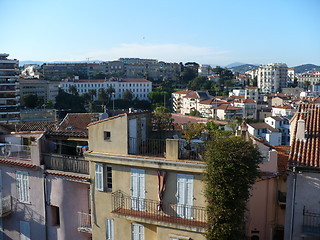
<box><xmin>132</xmin><ymin>223</ymin><xmax>144</xmax><ymax>240</ymax></box>
<box><xmin>106</xmin><ymin>218</ymin><xmax>114</xmax><ymax>240</ymax></box>
<box><xmin>16</xmin><ymin>171</ymin><xmax>29</xmax><ymax>203</ymax></box>
<box><xmin>20</xmin><ymin>221</ymin><xmax>30</xmax><ymax>240</ymax></box>
<box><xmin>95</xmin><ymin>163</ymin><xmax>103</xmax><ymax>191</ymax></box>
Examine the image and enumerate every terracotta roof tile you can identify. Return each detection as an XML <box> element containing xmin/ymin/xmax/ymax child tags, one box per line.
<box><xmin>172</xmin><ymin>90</ymin><xmax>194</xmax><ymax>95</ymax></box>
<box><xmin>289</xmin><ymin>103</ymin><xmax>320</xmax><ymax>168</ymax></box>
<box><xmin>274</xmin><ymin>146</ymin><xmax>290</xmax><ymax>173</ymax></box>
<box><xmin>58</xmin><ymin>113</ymin><xmax>100</xmax><ymax>131</ymax></box>
<box><xmin>0</xmin><ymin>157</ymin><xmax>37</xmax><ymax>168</ymax></box>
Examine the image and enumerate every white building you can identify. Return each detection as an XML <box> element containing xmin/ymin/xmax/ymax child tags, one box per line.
<box><xmin>198</xmin><ymin>64</ymin><xmax>212</xmax><ymax>76</ymax></box>
<box><xmin>0</xmin><ymin>53</ymin><xmax>20</xmax><ymax>123</ymax></box>
<box><xmin>264</xmin><ymin>116</ymin><xmax>290</xmax><ymax>145</ymax></box>
<box><xmin>257</xmin><ymin>63</ymin><xmax>288</xmax><ymax>93</ymax></box>
<box><xmin>60</xmin><ymin>78</ymin><xmax>152</xmax><ymax>101</ymax></box>
<box><xmin>247</xmin><ymin>122</ymin><xmax>282</xmax><ymax>145</ymax></box>
<box><xmin>272</xmin><ymin>105</ymin><xmax>296</xmax><ymax>117</ymax></box>
<box><xmin>297</xmin><ymin>71</ymin><xmax>320</xmax><ymax>89</ymax></box>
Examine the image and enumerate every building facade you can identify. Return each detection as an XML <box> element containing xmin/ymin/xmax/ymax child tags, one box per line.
<box><xmin>60</xmin><ymin>78</ymin><xmax>152</xmax><ymax>101</ymax></box>
<box><xmin>0</xmin><ymin>53</ymin><xmax>20</xmax><ymax>124</ymax></box>
<box><xmin>257</xmin><ymin>63</ymin><xmax>288</xmax><ymax>93</ymax></box>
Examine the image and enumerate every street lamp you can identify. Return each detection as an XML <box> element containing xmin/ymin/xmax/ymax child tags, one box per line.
<box><xmin>112</xmin><ymin>92</ymin><xmax>115</xmax><ymax>111</ymax></box>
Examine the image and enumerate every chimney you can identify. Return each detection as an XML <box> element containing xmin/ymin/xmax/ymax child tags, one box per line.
<box><xmin>296</xmin><ymin>119</ymin><xmax>306</xmax><ymax>140</ymax></box>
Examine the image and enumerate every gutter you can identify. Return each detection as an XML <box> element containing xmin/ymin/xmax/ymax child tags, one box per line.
<box><xmin>289</xmin><ymin>166</ymin><xmax>297</xmax><ymax>240</ymax></box>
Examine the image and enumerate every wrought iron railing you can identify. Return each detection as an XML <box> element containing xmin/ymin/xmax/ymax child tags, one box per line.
<box><xmin>0</xmin><ymin>195</ymin><xmax>12</xmax><ymax>217</ymax></box>
<box><xmin>0</xmin><ymin>143</ymin><xmax>31</xmax><ymax>160</ymax></box>
<box><xmin>77</xmin><ymin>212</ymin><xmax>92</xmax><ymax>233</ymax></box>
<box><xmin>111</xmin><ymin>190</ymin><xmax>206</xmax><ymax>228</ymax></box>
<box><xmin>43</xmin><ymin>153</ymin><xmax>89</xmax><ymax>174</ymax></box>
<box><xmin>302</xmin><ymin>207</ymin><xmax>320</xmax><ymax>237</ymax></box>
<box><xmin>128</xmin><ymin>138</ymin><xmax>166</xmax><ymax>157</ymax></box>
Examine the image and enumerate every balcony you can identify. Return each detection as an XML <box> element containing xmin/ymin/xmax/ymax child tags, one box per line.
<box><xmin>111</xmin><ymin>190</ymin><xmax>207</xmax><ymax>228</ymax></box>
<box><xmin>43</xmin><ymin>153</ymin><xmax>89</xmax><ymax>174</ymax></box>
<box><xmin>77</xmin><ymin>212</ymin><xmax>92</xmax><ymax>233</ymax></box>
<box><xmin>0</xmin><ymin>144</ymin><xmax>31</xmax><ymax>161</ymax></box>
<box><xmin>302</xmin><ymin>207</ymin><xmax>320</xmax><ymax>238</ymax></box>
<box><xmin>0</xmin><ymin>196</ymin><xmax>12</xmax><ymax>217</ymax></box>
<box><xmin>128</xmin><ymin>138</ymin><xmax>166</xmax><ymax>157</ymax></box>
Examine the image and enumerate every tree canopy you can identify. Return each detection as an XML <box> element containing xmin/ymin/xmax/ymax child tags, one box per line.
<box><xmin>204</xmin><ymin>135</ymin><xmax>261</xmax><ymax>240</ymax></box>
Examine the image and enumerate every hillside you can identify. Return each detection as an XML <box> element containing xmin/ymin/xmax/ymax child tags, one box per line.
<box><xmin>294</xmin><ymin>64</ymin><xmax>320</xmax><ymax>74</ymax></box>
<box><xmin>228</xmin><ymin>64</ymin><xmax>259</xmax><ymax>73</ymax></box>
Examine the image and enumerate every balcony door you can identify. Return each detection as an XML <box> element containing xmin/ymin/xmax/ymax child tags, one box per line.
<box><xmin>177</xmin><ymin>173</ymin><xmax>193</xmax><ymax>219</ymax></box>
<box><xmin>130</xmin><ymin>168</ymin><xmax>145</xmax><ymax>211</ymax></box>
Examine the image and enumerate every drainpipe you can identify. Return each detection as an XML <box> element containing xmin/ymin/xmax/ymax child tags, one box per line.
<box><xmin>289</xmin><ymin>166</ymin><xmax>297</xmax><ymax>240</ymax></box>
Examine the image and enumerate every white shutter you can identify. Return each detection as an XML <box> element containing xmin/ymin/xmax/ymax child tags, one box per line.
<box><xmin>106</xmin><ymin>218</ymin><xmax>114</xmax><ymax>240</ymax></box>
<box><xmin>131</xmin><ymin>168</ymin><xmax>145</xmax><ymax>211</ymax></box>
<box><xmin>132</xmin><ymin>223</ymin><xmax>144</xmax><ymax>240</ymax></box>
<box><xmin>177</xmin><ymin>174</ymin><xmax>193</xmax><ymax>218</ymax></box>
<box><xmin>95</xmin><ymin>163</ymin><xmax>103</xmax><ymax>191</ymax></box>
<box><xmin>16</xmin><ymin>171</ymin><xmax>29</xmax><ymax>203</ymax></box>
<box><xmin>130</xmin><ymin>169</ymin><xmax>139</xmax><ymax>210</ymax></box>
<box><xmin>20</xmin><ymin>221</ymin><xmax>30</xmax><ymax>240</ymax></box>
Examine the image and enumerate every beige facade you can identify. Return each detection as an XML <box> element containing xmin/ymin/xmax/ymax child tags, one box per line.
<box><xmin>86</xmin><ymin>112</ymin><xmax>207</xmax><ymax>240</ymax></box>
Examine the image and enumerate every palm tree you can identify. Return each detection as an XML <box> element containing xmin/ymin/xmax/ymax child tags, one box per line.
<box><xmin>88</xmin><ymin>89</ymin><xmax>97</xmax><ymax>101</ymax></box>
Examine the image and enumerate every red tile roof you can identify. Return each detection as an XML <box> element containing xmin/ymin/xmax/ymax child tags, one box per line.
<box><xmin>58</xmin><ymin>113</ymin><xmax>100</xmax><ymax>131</ymax></box>
<box><xmin>289</xmin><ymin>103</ymin><xmax>320</xmax><ymax>168</ymax></box>
<box><xmin>245</xmin><ymin>86</ymin><xmax>258</xmax><ymax>89</ymax></box>
<box><xmin>172</xmin><ymin>90</ymin><xmax>194</xmax><ymax>95</ymax></box>
<box><xmin>87</xmin><ymin>113</ymin><xmax>126</xmax><ymax>127</ymax></box>
<box><xmin>273</xmin><ymin>105</ymin><xmax>295</xmax><ymax>109</ymax></box>
<box><xmin>46</xmin><ymin>170</ymin><xmax>90</xmax><ymax>181</ymax></box>
<box><xmin>214</xmin><ymin>105</ymin><xmax>242</xmax><ymax>111</ymax></box>
<box><xmin>274</xmin><ymin>146</ymin><xmax>290</xmax><ymax>173</ymax></box>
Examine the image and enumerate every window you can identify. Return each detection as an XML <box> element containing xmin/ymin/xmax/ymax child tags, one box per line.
<box><xmin>20</xmin><ymin>221</ymin><xmax>30</xmax><ymax>240</ymax></box>
<box><xmin>132</xmin><ymin>223</ymin><xmax>144</xmax><ymax>240</ymax></box>
<box><xmin>104</xmin><ymin>131</ymin><xmax>111</xmax><ymax>141</ymax></box>
<box><xmin>106</xmin><ymin>166</ymin><xmax>112</xmax><ymax>191</ymax></box>
<box><xmin>16</xmin><ymin>171</ymin><xmax>30</xmax><ymax>203</ymax></box>
<box><xmin>50</xmin><ymin>205</ymin><xmax>60</xmax><ymax>226</ymax></box>
<box><xmin>95</xmin><ymin>163</ymin><xmax>103</xmax><ymax>191</ymax></box>
<box><xmin>106</xmin><ymin>218</ymin><xmax>114</xmax><ymax>240</ymax></box>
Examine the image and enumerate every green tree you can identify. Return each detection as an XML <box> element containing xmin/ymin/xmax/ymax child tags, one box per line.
<box><xmin>88</xmin><ymin>89</ymin><xmax>97</xmax><ymax>101</ymax></box>
<box><xmin>204</xmin><ymin>135</ymin><xmax>261</xmax><ymax>240</ymax></box>
<box><xmin>152</xmin><ymin>107</ymin><xmax>173</xmax><ymax>136</ymax></box>
<box><xmin>55</xmin><ymin>89</ymin><xmax>85</xmax><ymax>113</ymax></box>
<box><xmin>123</xmin><ymin>90</ymin><xmax>133</xmax><ymax>101</ymax></box>
<box><xmin>98</xmin><ymin>88</ymin><xmax>108</xmax><ymax>103</ymax></box>
<box><xmin>190</xmin><ymin>109</ymin><xmax>201</xmax><ymax>117</ymax></box>
<box><xmin>304</xmin><ymin>80</ymin><xmax>311</xmax><ymax>90</ymax></box>
<box><xmin>68</xmin><ymin>85</ymin><xmax>78</xmax><ymax>95</ymax></box>
<box><xmin>21</xmin><ymin>94</ymin><xmax>38</xmax><ymax>108</ymax></box>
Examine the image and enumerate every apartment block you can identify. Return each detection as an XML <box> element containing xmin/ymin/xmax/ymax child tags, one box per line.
<box><xmin>257</xmin><ymin>63</ymin><xmax>288</xmax><ymax>93</ymax></box>
<box><xmin>0</xmin><ymin>53</ymin><xmax>20</xmax><ymax>124</ymax></box>
<box><xmin>19</xmin><ymin>79</ymin><xmax>59</xmax><ymax>104</ymax></box>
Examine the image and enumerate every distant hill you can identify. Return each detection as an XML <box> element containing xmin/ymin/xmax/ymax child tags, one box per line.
<box><xmin>19</xmin><ymin>60</ymin><xmax>103</xmax><ymax>67</ymax></box>
<box><xmin>225</xmin><ymin>62</ymin><xmax>246</xmax><ymax>68</ymax></box>
<box><xmin>19</xmin><ymin>61</ymin><xmax>45</xmax><ymax>66</ymax></box>
<box><xmin>294</xmin><ymin>64</ymin><xmax>320</xmax><ymax>74</ymax></box>
<box><xmin>228</xmin><ymin>64</ymin><xmax>259</xmax><ymax>73</ymax></box>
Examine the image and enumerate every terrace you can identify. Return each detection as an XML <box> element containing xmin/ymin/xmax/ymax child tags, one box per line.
<box><xmin>0</xmin><ymin>143</ymin><xmax>31</xmax><ymax>161</ymax></box>
<box><xmin>302</xmin><ymin>207</ymin><xmax>320</xmax><ymax>238</ymax></box>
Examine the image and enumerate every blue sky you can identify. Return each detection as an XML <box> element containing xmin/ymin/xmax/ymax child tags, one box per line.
<box><xmin>1</xmin><ymin>0</ymin><xmax>319</xmax><ymax>66</ymax></box>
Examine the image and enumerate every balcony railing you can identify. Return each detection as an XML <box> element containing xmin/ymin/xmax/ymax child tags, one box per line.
<box><xmin>0</xmin><ymin>196</ymin><xmax>12</xmax><ymax>217</ymax></box>
<box><xmin>0</xmin><ymin>143</ymin><xmax>31</xmax><ymax>161</ymax></box>
<box><xmin>128</xmin><ymin>138</ymin><xmax>166</xmax><ymax>157</ymax></box>
<box><xmin>77</xmin><ymin>212</ymin><xmax>92</xmax><ymax>233</ymax></box>
<box><xmin>43</xmin><ymin>153</ymin><xmax>89</xmax><ymax>174</ymax></box>
<box><xmin>111</xmin><ymin>190</ymin><xmax>207</xmax><ymax>228</ymax></box>
<box><xmin>302</xmin><ymin>207</ymin><xmax>320</xmax><ymax>238</ymax></box>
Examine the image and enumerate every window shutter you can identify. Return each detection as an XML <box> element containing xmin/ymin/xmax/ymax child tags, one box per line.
<box><xmin>132</xmin><ymin>223</ymin><xmax>144</xmax><ymax>240</ymax></box>
<box><xmin>16</xmin><ymin>171</ymin><xmax>29</xmax><ymax>203</ymax></box>
<box><xmin>20</xmin><ymin>221</ymin><xmax>30</xmax><ymax>240</ymax></box>
<box><xmin>106</xmin><ymin>218</ymin><xmax>114</xmax><ymax>240</ymax></box>
<box><xmin>95</xmin><ymin>163</ymin><xmax>103</xmax><ymax>191</ymax></box>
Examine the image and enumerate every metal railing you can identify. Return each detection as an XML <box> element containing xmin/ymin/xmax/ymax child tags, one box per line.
<box><xmin>112</xmin><ymin>190</ymin><xmax>206</xmax><ymax>228</ymax></box>
<box><xmin>43</xmin><ymin>153</ymin><xmax>89</xmax><ymax>174</ymax></box>
<box><xmin>128</xmin><ymin>138</ymin><xmax>166</xmax><ymax>157</ymax></box>
<box><xmin>178</xmin><ymin>139</ymin><xmax>205</xmax><ymax>161</ymax></box>
<box><xmin>77</xmin><ymin>212</ymin><xmax>92</xmax><ymax>233</ymax></box>
<box><xmin>302</xmin><ymin>207</ymin><xmax>320</xmax><ymax>237</ymax></box>
<box><xmin>0</xmin><ymin>195</ymin><xmax>12</xmax><ymax>217</ymax></box>
<box><xmin>0</xmin><ymin>143</ymin><xmax>31</xmax><ymax>160</ymax></box>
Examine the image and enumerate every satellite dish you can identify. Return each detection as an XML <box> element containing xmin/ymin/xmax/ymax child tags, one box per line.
<box><xmin>100</xmin><ymin>113</ymin><xmax>109</xmax><ymax>120</ymax></box>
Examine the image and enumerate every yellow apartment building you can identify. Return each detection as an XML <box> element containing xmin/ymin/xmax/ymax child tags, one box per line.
<box><xmin>86</xmin><ymin>112</ymin><xmax>207</xmax><ymax>240</ymax></box>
